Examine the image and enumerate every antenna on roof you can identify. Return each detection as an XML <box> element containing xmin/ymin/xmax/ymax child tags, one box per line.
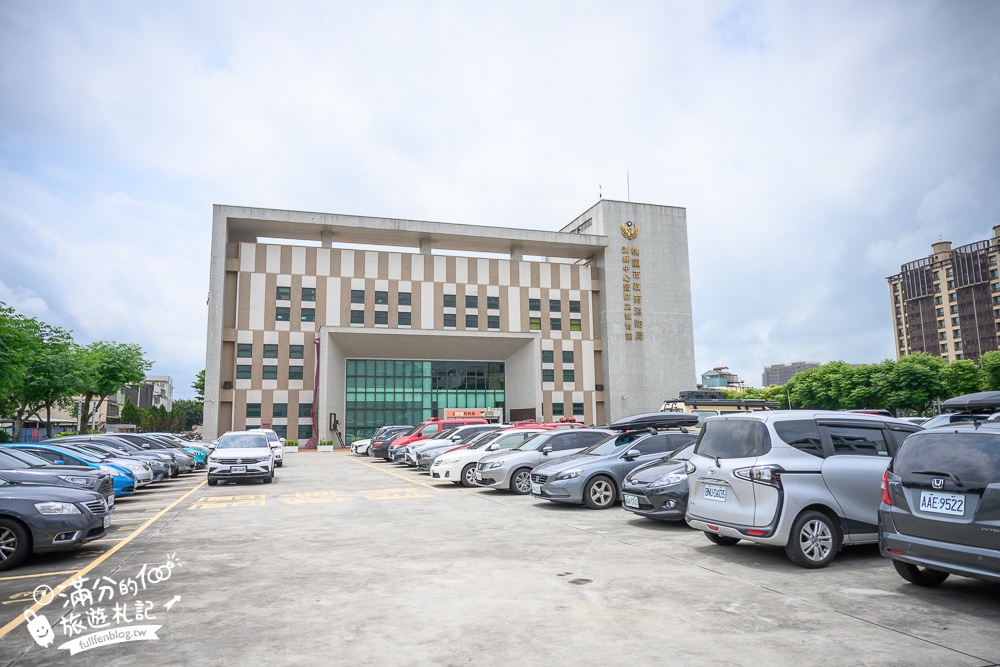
<box><xmin>627</xmin><ymin>171</ymin><xmax>630</xmax><ymax>202</ymax></box>
<box><xmin>599</xmin><ymin>184</ymin><xmax>602</xmax><ymax>199</ymax></box>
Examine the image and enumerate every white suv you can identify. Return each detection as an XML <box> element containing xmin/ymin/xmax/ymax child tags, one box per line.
<box><xmin>258</xmin><ymin>429</ymin><xmax>284</xmax><ymax>467</ymax></box>
<box><xmin>208</xmin><ymin>431</ymin><xmax>275</xmax><ymax>486</ymax></box>
<box><xmin>684</xmin><ymin>411</ymin><xmax>921</xmax><ymax>568</ymax></box>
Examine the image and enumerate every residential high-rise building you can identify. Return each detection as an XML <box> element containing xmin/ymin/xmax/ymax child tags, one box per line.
<box><xmin>204</xmin><ymin>201</ymin><xmax>697</xmax><ymax>443</ymax></box>
<box><xmin>886</xmin><ymin>226</ymin><xmax>1000</xmax><ymax>362</ymax></box>
<box><xmin>761</xmin><ymin>361</ymin><xmax>819</xmax><ymax>386</ymax></box>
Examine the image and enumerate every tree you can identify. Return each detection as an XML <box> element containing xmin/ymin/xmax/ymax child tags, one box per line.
<box><xmin>77</xmin><ymin>342</ymin><xmax>152</xmax><ymax>434</ymax></box>
<box><xmin>121</xmin><ymin>400</ymin><xmax>144</xmax><ymax>428</ymax></box>
<box><xmin>171</xmin><ymin>399</ymin><xmax>203</xmax><ymax>430</ymax></box>
<box><xmin>980</xmin><ymin>351</ymin><xmax>1000</xmax><ymax>391</ymax></box>
<box><xmin>193</xmin><ymin>370</ymin><xmax>205</xmax><ymax>403</ymax></box>
<box><xmin>843</xmin><ymin>361</ymin><xmax>892</xmax><ymax>410</ymax></box>
<box><xmin>941</xmin><ymin>359</ymin><xmax>983</xmax><ymax>399</ymax></box>
<box><xmin>786</xmin><ymin>361</ymin><xmax>856</xmax><ymax>410</ymax></box>
<box><xmin>883</xmin><ymin>353</ymin><xmax>946</xmax><ymax>414</ymax></box>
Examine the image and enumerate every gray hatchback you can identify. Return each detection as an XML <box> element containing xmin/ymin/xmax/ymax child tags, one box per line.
<box><xmin>879</xmin><ymin>423</ymin><xmax>1000</xmax><ymax>586</ymax></box>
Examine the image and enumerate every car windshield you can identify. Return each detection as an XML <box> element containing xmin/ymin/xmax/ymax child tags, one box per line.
<box><xmin>49</xmin><ymin>447</ymin><xmax>102</xmax><ymax>463</ymax></box>
<box><xmin>582</xmin><ymin>431</ymin><xmax>648</xmax><ymax>456</ymax></box>
<box><xmin>217</xmin><ymin>434</ymin><xmax>269</xmax><ymax>449</ymax></box>
<box><xmin>516</xmin><ymin>434</ymin><xmax>555</xmax><ymax>451</ymax></box>
<box><xmin>666</xmin><ymin>443</ymin><xmax>696</xmax><ymax>462</ymax></box>
<box><xmin>921</xmin><ymin>413</ymin><xmax>985</xmax><ymax>430</ymax></box>
<box><xmin>1</xmin><ymin>448</ymin><xmax>50</xmax><ymax>467</ymax></box>
<box><xmin>0</xmin><ymin>451</ymin><xmax>31</xmax><ymax>469</ymax></box>
<box><xmin>59</xmin><ymin>445</ymin><xmax>110</xmax><ymax>461</ymax></box>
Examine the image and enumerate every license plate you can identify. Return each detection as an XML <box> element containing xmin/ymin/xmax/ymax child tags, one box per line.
<box><xmin>106</xmin><ymin>495</ymin><xmax>114</xmax><ymax>508</ymax></box>
<box><xmin>623</xmin><ymin>494</ymin><xmax>640</xmax><ymax>509</ymax></box>
<box><xmin>475</xmin><ymin>471</ymin><xmax>482</xmax><ymax>481</ymax></box>
<box><xmin>230</xmin><ymin>466</ymin><xmax>247</xmax><ymax>473</ymax></box>
<box><xmin>704</xmin><ymin>484</ymin><xmax>727</xmax><ymax>502</ymax></box>
<box><xmin>531</xmin><ymin>483</ymin><xmax>541</xmax><ymax>495</ymax></box>
<box><xmin>919</xmin><ymin>491</ymin><xmax>965</xmax><ymax>516</ymax></box>
<box><xmin>103</xmin><ymin>515</ymin><xmax>112</xmax><ymax>529</ymax></box>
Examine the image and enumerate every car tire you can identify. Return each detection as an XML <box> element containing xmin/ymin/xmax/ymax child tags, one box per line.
<box><xmin>263</xmin><ymin>472</ymin><xmax>273</xmax><ymax>484</ymax></box>
<box><xmin>584</xmin><ymin>476</ymin><xmax>617</xmax><ymax>509</ymax></box>
<box><xmin>704</xmin><ymin>531</ymin><xmax>741</xmax><ymax>546</ymax></box>
<box><xmin>461</xmin><ymin>464</ymin><xmax>478</xmax><ymax>488</ymax></box>
<box><xmin>784</xmin><ymin>510</ymin><xmax>839</xmax><ymax>569</ymax></box>
<box><xmin>509</xmin><ymin>468</ymin><xmax>532</xmax><ymax>495</ymax></box>
<box><xmin>277</xmin><ymin>461</ymin><xmax>283</xmax><ymax>468</ymax></box>
<box><xmin>207</xmin><ymin>479</ymin><xmax>218</xmax><ymax>486</ymax></box>
<box><xmin>892</xmin><ymin>559</ymin><xmax>950</xmax><ymax>586</ymax></box>
<box><xmin>0</xmin><ymin>519</ymin><xmax>31</xmax><ymax>572</ymax></box>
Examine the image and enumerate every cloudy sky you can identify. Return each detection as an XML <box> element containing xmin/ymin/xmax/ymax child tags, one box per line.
<box><xmin>2</xmin><ymin>1</ymin><xmax>999</xmax><ymax>399</ymax></box>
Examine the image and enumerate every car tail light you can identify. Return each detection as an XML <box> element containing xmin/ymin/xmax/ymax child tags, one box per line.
<box><xmin>881</xmin><ymin>469</ymin><xmax>892</xmax><ymax>506</ymax></box>
<box><xmin>734</xmin><ymin>464</ymin><xmax>783</xmax><ymax>488</ymax></box>
<box><xmin>746</xmin><ymin>530</ymin><xmax>766</xmax><ymax>536</ymax></box>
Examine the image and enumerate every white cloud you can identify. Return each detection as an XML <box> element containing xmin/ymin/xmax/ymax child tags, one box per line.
<box><xmin>1</xmin><ymin>0</ymin><xmax>999</xmax><ymax>391</ymax></box>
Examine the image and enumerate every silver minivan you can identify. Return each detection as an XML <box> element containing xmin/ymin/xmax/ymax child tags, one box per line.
<box><xmin>684</xmin><ymin>411</ymin><xmax>921</xmax><ymax>568</ymax></box>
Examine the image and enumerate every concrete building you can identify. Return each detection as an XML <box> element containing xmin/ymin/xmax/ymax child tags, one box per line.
<box><xmin>699</xmin><ymin>367</ymin><xmax>744</xmax><ymax>391</ymax></box>
<box><xmin>203</xmin><ymin>201</ymin><xmax>696</xmax><ymax>443</ymax></box>
<box><xmin>887</xmin><ymin>227</ymin><xmax>1000</xmax><ymax>363</ymax></box>
<box><xmin>122</xmin><ymin>375</ymin><xmax>174</xmax><ymax>411</ymax></box>
<box><xmin>761</xmin><ymin>361</ymin><xmax>819</xmax><ymax>386</ymax></box>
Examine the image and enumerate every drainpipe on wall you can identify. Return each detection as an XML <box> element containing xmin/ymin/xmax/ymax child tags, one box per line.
<box><xmin>310</xmin><ymin>336</ymin><xmax>321</xmax><ymax>449</ymax></box>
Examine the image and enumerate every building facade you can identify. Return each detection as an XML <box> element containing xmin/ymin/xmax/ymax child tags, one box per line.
<box><xmin>122</xmin><ymin>375</ymin><xmax>174</xmax><ymax>411</ymax></box>
<box><xmin>887</xmin><ymin>226</ymin><xmax>1000</xmax><ymax>363</ymax></box>
<box><xmin>761</xmin><ymin>361</ymin><xmax>819</xmax><ymax>386</ymax></box>
<box><xmin>203</xmin><ymin>201</ymin><xmax>696</xmax><ymax>443</ymax></box>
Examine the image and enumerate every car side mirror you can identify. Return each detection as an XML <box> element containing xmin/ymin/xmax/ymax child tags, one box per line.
<box><xmin>55</xmin><ymin>460</ymin><xmax>65</xmax><ymax>465</ymax></box>
<box><xmin>542</xmin><ymin>446</ymin><xmax>553</xmax><ymax>455</ymax></box>
<box><xmin>488</xmin><ymin>443</ymin><xmax>498</xmax><ymax>451</ymax></box>
<box><xmin>624</xmin><ymin>449</ymin><xmax>641</xmax><ymax>460</ymax></box>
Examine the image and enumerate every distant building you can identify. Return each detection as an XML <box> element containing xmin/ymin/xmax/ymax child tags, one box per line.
<box><xmin>700</xmin><ymin>366</ymin><xmax>744</xmax><ymax>391</ymax></box>
<box><xmin>887</xmin><ymin>227</ymin><xmax>1000</xmax><ymax>362</ymax></box>
<box><xmin>762</xmin><ymin>361</ymin><xmax>820</xmax><ymax>386</ymax></box>
<box><xmin>122</xmin><ymin>375</ymin><xmax>174</xmax><ymax>411</ymax></box>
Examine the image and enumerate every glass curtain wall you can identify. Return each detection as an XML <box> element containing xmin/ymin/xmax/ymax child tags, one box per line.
<box><xmin>345</xmin><ymin>360</ymin><xmax>505</xmax><ymax>441</ymax></box>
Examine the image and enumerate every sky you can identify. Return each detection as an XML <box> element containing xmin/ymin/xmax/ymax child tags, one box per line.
<box><xmin>1</xmin><ymin>1</ymin><xmax>999</xmax><ymax>399</ymax></box>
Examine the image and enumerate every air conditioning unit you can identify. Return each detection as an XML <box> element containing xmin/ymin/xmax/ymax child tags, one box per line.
<box><xmin>595</xmin><ymin>384</ymin><xmax>604</xmax><ymax>392</ymax></box>
<box><xmin>222</xmin><ymin>381</ymin><xmax>233</xmax><ymax>390</ymax></box>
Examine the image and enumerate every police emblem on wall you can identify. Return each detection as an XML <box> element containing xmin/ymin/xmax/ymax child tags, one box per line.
<box><xmin>621</xmin><ymin>220</ymin><xmax>638</xmax><ymax>240</ymax></box>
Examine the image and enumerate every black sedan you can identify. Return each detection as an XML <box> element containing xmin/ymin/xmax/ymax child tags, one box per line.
<box><xmin>0</xmin><ymin>477</ymin><xmax>111</xmax><ymax>571</ymax></box>
<box><xmin>620</xmin><ymin>443</ymin><xmax>695</xmax><ymax>521</ymax></box>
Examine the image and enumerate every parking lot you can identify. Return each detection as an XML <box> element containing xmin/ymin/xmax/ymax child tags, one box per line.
<box><xmin>0</xmin><ymin>452</ymin><xmax>997</xmax><ymax>666</ymax></box>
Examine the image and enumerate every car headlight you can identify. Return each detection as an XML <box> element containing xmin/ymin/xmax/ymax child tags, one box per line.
<box><xmin>649</xmin><ymin>472</ymin><xmax>687</xmax><ymax>489</ymax></box>
<box><xmin>439</xmin><ymin>456</ymin><xmax>462</xmax><ymax>465</ymax></box>
<box><xmin>555</xmin><ymin>468</ymin><xmax>583</xmax><ymax>481</ymax></box>
<box><xmin>156</xmin><ymin>453</ymin><xmax>172</xmax><ymax>460</ymax></box>
<box><xmin>98</xmin><ymin>464</ymin><xmax>125</xmax><ymax>477</ymax></box>
<box><xmin>256</xmin><ymin>456</ymin><xmax>271</xmax><ymax>463</ymax></box>
<box><xmin>35</xmin><ymin>502</ymin><xmax>81</xmax><ymax>515</ymax></box>
<box><xmin>488</xmin><ymin>461</ymin><xmax>504</xmax><ymax>469</ymax></box>
<box><xmin>57</xmin><ymin>476</ymin><xmax>94</xmax><ymax>486</ymax></box>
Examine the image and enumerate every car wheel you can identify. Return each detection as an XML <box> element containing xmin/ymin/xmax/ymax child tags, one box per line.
<box><xmin>0</xmin><ymin>519</ymin><xmax>30</xmax><ymax>572</ymax></box>
<box><xmin>892</xmin><ymin>559</ymin><xmax>950</xmax><ymax>586</ymax></box>
<box><xmin>263</xmin><ymin>472</ymin><xmax>273</xmax><ymax>484</ymax></box>
<box><xmin>584</xmin><ymin>476</ymin><xmax>616</xmax><ymax>509</ymax></box>
<box><xmin>704</xmin><ymin>531</ymin><xmax>741</xmax><ymax>546</ymax></box>
<box><xmin>784</xmin><ymin>510</ymin><xmax>839</xmax><ymax>569</ymax></box>
<box><xmin>276</xmin><ymin>461</ymin><xmax>283</xmax><ymax>468</ymax></box>
<box><xmin>509</xmin><ymin>468</ymin><xmax>532</xmax><ymax>495</ymax></box>
<box><xmin>461</xmin><ymin>464</ymin><xmax>478</xmax><ymax>488</ymax></box>
<box><xmin>207</xmin><ymin>479</ymin><xmax>218</xmax><ymax>486</ymax></box>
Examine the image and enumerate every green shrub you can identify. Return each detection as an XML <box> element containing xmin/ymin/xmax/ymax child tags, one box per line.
<box><xmin>283</xmin><ymin>439</ymin><xmax>299</xmax><ymax>447</ymax></box>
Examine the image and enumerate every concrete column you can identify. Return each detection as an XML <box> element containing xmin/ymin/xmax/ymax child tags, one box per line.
<box><xmin>321</xmin><ymin>231</ymin><xmax>334</xmax><ymax>248</ymax></box>
<box><xmin>510</xmin><ymin>245</ymin><xmax>524</xmax><ymax>261</ymax></box>
<box><xmin>420</xmin><ymin>238</ymin><xmax>433</xmax><ymax>255</ymax></box>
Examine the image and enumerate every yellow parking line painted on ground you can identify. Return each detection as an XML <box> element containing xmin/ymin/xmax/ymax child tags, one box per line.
<box><xmin>345</xmin><ymin>457</ymin><xmax>440</xmax><ymax>492</ymax></box>
<box><xmin>0</xmin><ymin>479</ymin><xmax>206</xmax><ymax>640</ymax></box>
<box><xmin>0</xmin><ymin>570</ymin><xmax>78</xmax><ymax>583</ymax></box>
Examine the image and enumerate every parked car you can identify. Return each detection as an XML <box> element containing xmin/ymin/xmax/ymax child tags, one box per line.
<box><xmin>531</xmin><ymin>412</ymin><xmax>699</xmax><ymax>509</ymax></box>
<box><xmin>7</xmin><ymin>444</ymin><xmax>138</xmax><ymax>498</ymax></box>
<box><xmin>353</xmin><ymin>425</ymin><xmax>411</xmax><ymax>456</ymax></box>
<box><xmin>382</xmin><ymin>418</ymin><xmax>489</xmax><ymax>460</ymax></box>
<box><xmin>0</xmin><ymin>447</ymin><xmax>115</xmax><ymax>507</ymax></box>
<box><xmin>475</xmin><ymin>429</ymin><xmax>614</xmax><ymax>494</ymax></box>
<box><xmin>879</xmin><ymin>423</ymin><xmax>1000</xmax><ymax>586</ymax></box>
<box><xmin>0</xmin><ymin>476</ymin><xmax>112</xmax><ymax>571</ymax></box>
<box><xmin>432</xmin><ymin>429</ymin><xmax>549</xmax><ymax>486</ymax></box>
<box><xmin>38</xmin><ymin>442</ymin><xmax>154</xmax><ymax>488</ymax></box>
<box><xmin>145</xmin><ymin>433</ymin><xmax>210</xmax><ymax>467</ymax></box>
<box><xmin>684</xmin><ymin>411</ymin><xmax>922</xmax><ymax>569</ymax></box>
<box><xmin>207</xmin><ymin>431</ymin><xmax>275</xmax><ymax>485</ymax></box>
<box><xmin>64</xmin><ymin>441</ymin><xmax>172</xmax><ymax>482</ymax></box>
<box><xmin>413</xmin><ymin>426</ymin><xmax>502</xmax><ymax>469</ymax></box>
<box><xmin>55</xmin><ymin>435</ymin><xmax>179</xmax><ymax>478</ymax></box>
<box><xmin>621</xmin><ymin>442</ymin><xmax>696</xmax><ymax>520</ymax></box>
<box><xmin>252</xmin><ymin>429</ymin><xmax>284</xmax><ymax>468</ymax></box>
<box><xmin>111</xmin><ymin>434</ymin><xmax>196</xmax><ymax>472</ymax></box>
